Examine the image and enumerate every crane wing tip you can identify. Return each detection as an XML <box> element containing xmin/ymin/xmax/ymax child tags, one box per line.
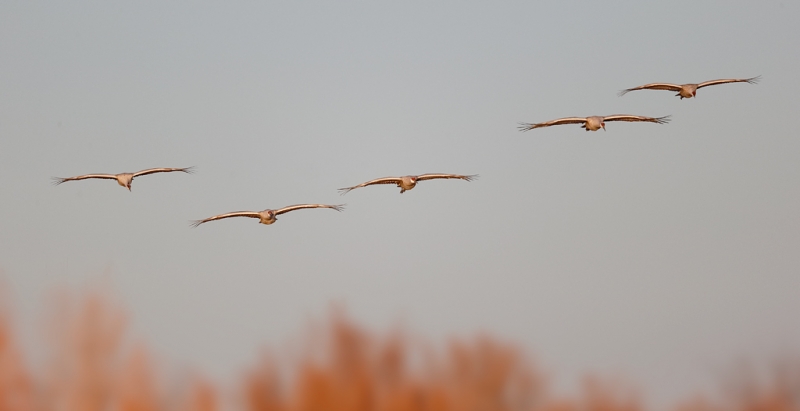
<box><xmin>517</xmin><ymin>123</ymin><xmax>534</xmax><ymax>132</ymax></box>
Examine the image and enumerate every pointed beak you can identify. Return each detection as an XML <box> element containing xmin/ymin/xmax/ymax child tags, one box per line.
<box><xmin>127</xmin><ymin>186</ymin><xmax>131</xmax><ymax>191</ymax></box>
<box><xmin>601</xmin><ymin>123</ymin><xmax>606</xmax><ymax>131</ymax></box>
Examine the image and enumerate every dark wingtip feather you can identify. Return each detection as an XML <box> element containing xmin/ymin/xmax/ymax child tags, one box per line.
<box><xmin>656</xmin><ymin>115</ymin><xmax>671</xmax><ymax>124</ymax></box>
<box><xmin>747</xmin><ymin>75</ymin><xmax>761</xmax><ymax>84</ymax></box>
<box><xmin>464</xmin><ymin>174</ymin><xmax>479</xmax><ymax>182</ymax></box>
<box><xmin>189</xmin><ymin>219</ymin><xmax>205</xmax><ymax>228</ymax></box>
<box><xmin>337</xmin><ymin>187</ymin><xmax>353</xmax><ymax>196</ymax></box>
<box><xmin>51</xmin><ymin>177</ymin><xmax>67</xmax><ymax>186</ymax></box>
<box><xmin>517</xmin><ymin>123</ymin><xmax>535</xmax><ymax>132</ymax></box>
<box><xmin>617</xmin><ymin>89</ymin><xmax>631</xmax><ymax>97</ymax></box>
<box><xmin>183</xmin><ymin>166</ymin><xmax>197</xmax><ymax>174</ymax></box>
<box><xmin>331</xmin><ymin>204</ymin><xmax>346</xmax><ymax>212</ymax></box>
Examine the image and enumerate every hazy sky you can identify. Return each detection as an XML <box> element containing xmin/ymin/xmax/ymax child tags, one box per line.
<box><xmin>2</xmin><ymin>0</ymin><xmax>799</xmax><ymax>407</ymax></box>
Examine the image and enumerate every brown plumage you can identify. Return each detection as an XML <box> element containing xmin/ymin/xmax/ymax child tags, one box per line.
<box><xmin>192</xmin><ymin>204</ymin><xmax>344</xmax><ymax>227</ymax></box>
<box><xmin>52</xmin><ymin>167</ymin><xmax>194</xmax><ymax>191</ymax></box>
<box><xmin>618</xmin><ymin>76</ymin><xmax>760</xmax><ymax>99</ymax></box>
<box><xmin>339</xmin><ymin>174</ymin><xmax>477</xmax><ymax>195</ymax></box>
<box><xmin>518</xmin><ymin>115</ymin><xmax>670</xmax><ymax>132</ymax></box>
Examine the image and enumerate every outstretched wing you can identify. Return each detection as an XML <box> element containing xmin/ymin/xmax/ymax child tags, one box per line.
<box><xmin>191</xmin><ymin>211</ymin><xmax>261</xmax><ymax>227</ymax></box>
<box><xmin>618</xmin><ymin>83</ymin><xmax>683</xmax><ymax>96</ymax></box>
<box><xmin>518</xmin><ymin>117</ymin><xmax>587</xmax><ymax>132</ymax></box>
<box><xmin>133</xmin><ymin>166</ymin><xmax>195</xmax><ymax>178</ymax></box>
<box><xmin>51</xmin><ymin>174</ymin><xmax>118</xmax><ymax>186</ymax></box>
<box><xmin>338</xmin><ymin>177</ymin><xmax>402</xmax><ymax>195</ymax></box>
<box><xmin>697</xmin><ymin>76</ymin><xmax>760</xmax><ymax>89</ymax></box>
<box><xmin>602</xmin><ymin>115</ymin><xmax>671</xmax><ymax>124</ymax></box>
<box><xmin>274</xmin><ymin>204</ymin><xmax>345</xmax><ymax>216</ymax></box>
<box><xmin>416</xmin><ymin>173</ymin><xmax>478</xmax><ymax>182</ymax></box>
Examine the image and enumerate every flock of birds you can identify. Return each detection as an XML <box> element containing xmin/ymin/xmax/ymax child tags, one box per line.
<box><xmin>53</xmin><ymin>76</ymin><xmax>759</xmax><ymax>228</ymax></box>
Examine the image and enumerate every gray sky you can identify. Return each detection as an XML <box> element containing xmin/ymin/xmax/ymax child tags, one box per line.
<box><xmin>1</xmin><ymin>0</ymin><xmax>799</xmax><ymax>407</ymax></box>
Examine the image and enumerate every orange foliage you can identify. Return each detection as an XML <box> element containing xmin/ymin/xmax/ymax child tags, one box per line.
<box><xmin>0</xmin><ymin>303</ymin><xmax>33</xmax><ymax>411</ymax></box>
<box><xmin>117</xmin><ymin>346</ymin><xmax>160</xmax><ymax>411</ymax></box>
<box><xmin>183</xmin><ymin>379</ymin><xmax>218</xmax><ymax>411</ymax></box>
<box><xmin>43</xmin><ymin>292</ymin><xmax>128</xmax><ymax>411</ymax></box>
<box><xmin>0</xmin><ymin>290</ymin><xmax>797</xmax><ymax>411</ymax></box>
<box><xmin>244</xmin><ymin>312</ymin><xmax>547</xmax><ymax>411</ymax></box>
<box><xmin>547</xmin><ymin>377</ymin><xmax>641</xmax><ymax>411</ymax></box>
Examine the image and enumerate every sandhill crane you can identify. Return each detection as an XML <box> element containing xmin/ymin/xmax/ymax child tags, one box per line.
<box><xmin>339</xmin><ymin>174</ymin><xmax>477</xmax><ymax>195</ymax></box>
<box><xmin>53</xmin><ymin>167</ymin><xmax>194</xmax><ymax>191</ymax></box>
<box><xmin>191</xmin><ymin>204</ymin><xmax>344</xmax><ymax>227</ymax></box>
<box><xmin>518</xmin><ymin>115</ymin><xmax>670</xmax><ymax>132</ymax></box>
<box><xmin>618</xmin><ymin>76</ymin><xmax>760</xmax><ymax>99</ymax></box>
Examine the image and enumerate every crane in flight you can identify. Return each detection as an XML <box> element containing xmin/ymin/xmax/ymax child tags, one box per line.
<box><xmin>339</xmin><ymin>174</ymin><xmax>477</xmax><ymax>195</ymax></box>
<box><xmin>192</xmin><ymin>204</ymin><xmax>344</xmax><ymax>227</ymax></box>
<box><xmin>53</xmin><ymin>167</ymin><xmax>194</xmax><ymax>191</ymax></box>
<box><xmin>518</xmin><ymin>115</ymin><xmax>670</xmax><ymax>132</ymax></box>
<box><xmin>618</xmin><ymin>76</ymin><xmax>760</xmax><ymax>99</ymax></box>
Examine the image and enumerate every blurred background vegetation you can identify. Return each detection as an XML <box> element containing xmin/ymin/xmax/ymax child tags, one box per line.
<box><xmin>0</xmin><ymin>288</ymin><xmax>797</xmax><ymax>411</ymax></box>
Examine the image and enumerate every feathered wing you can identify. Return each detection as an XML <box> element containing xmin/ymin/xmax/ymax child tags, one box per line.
<box><xmin>416</xmin><ymin>173</ymin><xmax>478</xmax><ymax>182</ymax></box>
<box><xmin>51</xmin><ymin>174</ymin><xmax>118</xmax><ymax>186</ymax></box>
<box><xmin>617</xmin><ymin>83</ymin><xmax>682</xmax><ymax>96</ymax></box>
<box><xmin>133</xmin><ymin>166</ymin><xmax>195</xmax><ymax>177</ymax></box>
<box><xmin>338</xmin><ymin>177</ymin><xmax>403</xmax><ymax>195</ymax></box>
<box><xmin>602</xmin><ymin>115</ymin><xmax>671</xmax><ymax>124</ymax></box>
<box><xmin>274</xmin><ymin>204</ymin><xmax>345</xmax><ymax>216</ymax></box>
<box><xmin>191</xmin><ymin>211</ymin><xmax>261</xmax><ymax>227</ymax></box>
<box><xmin>696</xmin><ymin>76</ymin><xmax>760</xmax><ymax>89</ymax></box>
<box><xmin>518</xmin><ymin>117</ymin><xmax>588</xmax><ymax>132</ymax></box>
